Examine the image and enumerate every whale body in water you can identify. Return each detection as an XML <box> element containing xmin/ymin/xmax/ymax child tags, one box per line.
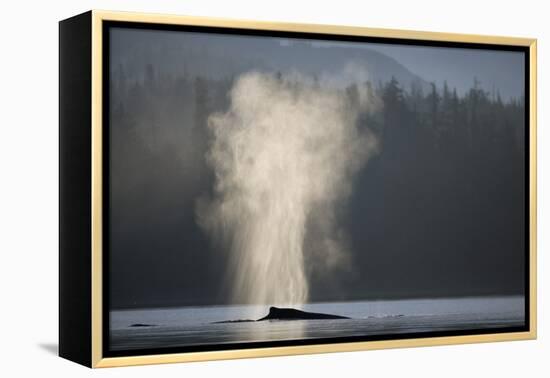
<box><xmin>258</xmin><ymin>307</ymin><xmax>350</xmax><ymax>321</ymax></box>
<box><xmin>213</xmin><ymin>306</ymin><xmax>350</xmax><ymax>324</ymax></box>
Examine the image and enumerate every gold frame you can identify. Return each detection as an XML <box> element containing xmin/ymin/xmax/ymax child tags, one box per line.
<box><xmin>89</xmin><ymin>9</ymin><xmax>537</xmax><ymax>368</ymax></box>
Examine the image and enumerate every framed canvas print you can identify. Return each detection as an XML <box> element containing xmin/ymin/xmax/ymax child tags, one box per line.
<box><xmin>59</xmin><ymin>10</ymin><xmax>537</xmax><ymax>368</ymax></box>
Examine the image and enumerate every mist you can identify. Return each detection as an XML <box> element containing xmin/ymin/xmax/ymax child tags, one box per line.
<box><xmin>197</xmin><ymin>68</ymin><xmax>379</xmax><ymax>309</ymax></box>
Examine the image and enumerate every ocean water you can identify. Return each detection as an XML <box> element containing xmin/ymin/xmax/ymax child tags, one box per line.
<box><xmin>110</xmin><ymin>296</ymin><xmax>524</xmax><ymax>351</ymax></box>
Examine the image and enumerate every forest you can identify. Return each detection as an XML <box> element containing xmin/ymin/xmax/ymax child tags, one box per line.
<box><xmin>108</xmin><ymin>65</ymin><xmax>526</xmax><ymax>307</ymax></box>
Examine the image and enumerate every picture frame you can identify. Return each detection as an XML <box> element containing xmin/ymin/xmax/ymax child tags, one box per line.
<box><xmin>59</xmin><ymin>10</ymin><xmax>537</xmax><ymax>368</ymax></box>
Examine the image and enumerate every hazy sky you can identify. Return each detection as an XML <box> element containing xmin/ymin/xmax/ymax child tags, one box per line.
<box><xmin>110</xmin><ymin>27</ymin><xmax>525</xmax><ymax>100</ymax></box>
<box><xmin>366</xmin><ymin>43</ymin><xmax>525</xmax><ymax>99</ymax></box>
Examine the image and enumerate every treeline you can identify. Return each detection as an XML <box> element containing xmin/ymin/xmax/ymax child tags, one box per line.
<box><xmin>111</xmin><ymin>65</ymin><xmax>525</xmax><ymax>166</ymax></box>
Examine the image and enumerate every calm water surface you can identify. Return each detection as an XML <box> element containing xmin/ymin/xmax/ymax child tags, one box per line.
<box><xmin>110</xmin><ymin>296</ymin><xmax>524</xmax><ymax>351</ymax></box>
